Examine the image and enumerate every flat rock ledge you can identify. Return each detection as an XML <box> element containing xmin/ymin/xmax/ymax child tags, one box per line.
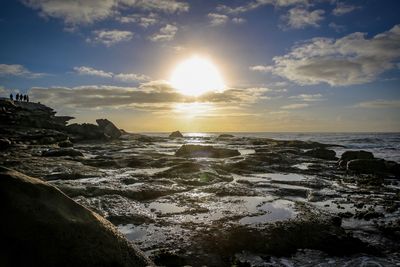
<box><xmin>176</xmin><ymin>144</ymin><xmax>240</xmax><ymax>158</ymax></box>
<box><xmin>0</xmin><ymin>167</ymin><xmax>154</xmax><ymax>267</ymax></box>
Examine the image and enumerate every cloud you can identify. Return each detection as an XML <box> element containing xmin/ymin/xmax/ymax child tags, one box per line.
<box><xmin>73</xmin><ymin>66</ymin><xmax>150</xmax><ymax>82</ymax></box>
<box><xmin>216</xmin><ymin>0</ymin><xmax>309</xmax><ymax>14</ymax></box>
<box><xmin>73</xmin><ymin>66</ymin><xmax>113</xmax><ymax>78</ymax></box>
<box><xmin>332</xmin><ymin>2</ymin><xmax>359</xmax><ymax>16</ymax></box>
<box><xmin>208</xmin><ymin>13</ymin><xmax>229</xmax><ymax>26</ymax></box>
<box><xmin>149</xmin><ymin>24</ymin><xmax>178</xmax><ymax>42</ymax></box>
<box><xmin>289</xmin><ymin>94</ymin><xmax>324</xmax><ymax>101</ymax></box>
<box><xmin>263</xmin><ymin>24</ymin><xmax>400</xmax><ymax>86</ymax></box>
<box><xmin>282</xmin><ymin>7</ymin><xmax>324</xmax><ymax>29</ymax></box>
<box><xmin>249</xmin><ymin>65</ymin><xmax>273</xmax><ymax>72</ymax></box>
<box><xmin>22</xmin><ymin>0</ymin><xmax>189</xmax><ymax>25</ymax></box>
<box><xmin>355</xmin><ymin>100</ymin><xmax>400</xmax><ymax>109</ymax></box>
<box><xmin>117</xmin><ymin>13</ymin><xmax>159</xmax><ymax>27</ymax></box>
<box><xmin>0</xmin><ymin>63</ymin><xmax>44</xmax><ymax>78</ymax></box>
<box><xmin>281</xmin><ymin>103</ymin><xmax>309</xmax><ymax>109</ymax></box>
<box><xmin>328</xmin><ymin>22</ymin><xmax>346</xmax><ymax>32</ymax></box>
<box><xmin>87</xmin><ymin>30</ymin><xmax>133</xmax><ymax>46</ymax></box>
<box><xmin>28</xmin><ymin>82</ymin><xmax>271</xmax><ymax>111</ymax></box>
<box><xmin>232</xmin><ymin>17</ymin><xmax>246</xmax><ymax>24</ymax></box>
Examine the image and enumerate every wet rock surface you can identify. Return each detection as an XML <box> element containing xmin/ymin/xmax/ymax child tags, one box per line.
<box><xmin>0</xmin><ymin>103</ymin><xmax>399</xmax><ymax>266</ymax></box>
<box><xmin>176</xmin><ymin>144</ymin><xmax>241</xmax><ymax>158</ymax></box>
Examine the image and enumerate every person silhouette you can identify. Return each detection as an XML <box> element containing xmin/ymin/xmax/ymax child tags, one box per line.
<box><xmin>27</xmin><ymin>95</ymin><xmax>29</xmax><ymax>102</ymax></box>
<box><xmin>20</xmin><ymin>94</ymin><xmax>23</xmax><ymax>101</ymax></box>
<box><xmin>23</xmin><ymin>95</ymin><xmax>27</xmax><ymax>102</ymax></box>
<box><xmin>16</xmin><ymin>93</ymin><xmax>19</xmax><ymax>101</ymax></box>
<box><xmin>10</xmin><ymin>93</ymin><xmax>13</xmax><ymax>101</ymax></box>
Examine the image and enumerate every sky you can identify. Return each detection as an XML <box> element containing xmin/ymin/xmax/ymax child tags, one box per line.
<box><xmin>0</xmin><ymin>0</ymin><xmax>399</xmax><ymax>132</ymax></box>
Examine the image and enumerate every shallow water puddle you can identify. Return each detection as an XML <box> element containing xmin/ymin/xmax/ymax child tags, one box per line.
<box><xmin>239</xmin><ymin>149</ymin><xmax>256</xmax><ymax>155</ymax></box>
<box><xmin>239</xmin><ymin>199</ymin><xmax>297</xmax><ymax>224</ymax></box>
<box><xmin>148</xmin><ymin>202</ymin><xmax>185</xmax><ymax>214</ymax></box>
<box><xmin>118</xmin><ymin>224</ymin><xmax>147</xmax><ymax>240</ymax></box>
<box><xmin>264</xmin><ymin>173</ymin><xmax>308</xmax><ymax>182</ymax></box>
<box><xmin>292</xmin><ymin>162</ymin><xmax>313</xmax><ymax>170</ymax></box>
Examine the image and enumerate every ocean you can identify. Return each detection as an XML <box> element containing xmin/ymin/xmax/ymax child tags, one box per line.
<box><xmin>143</xmin><ymin>132</ymin><xmax>400</xmax><ymax>162</ymax></box>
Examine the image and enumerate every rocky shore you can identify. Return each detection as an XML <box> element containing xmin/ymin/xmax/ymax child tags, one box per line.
<box><xmin>1</xmin><ymin>99</ymin><xmax>399</xmax><ymax>266</ymax></box>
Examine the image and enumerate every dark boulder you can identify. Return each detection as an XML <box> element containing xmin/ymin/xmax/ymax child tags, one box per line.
<box><xmin>0</xmin><ymin>138</ymin><xmax>12</xmax><ymax>150</ymax></box>
<box><xmin>176</xmin><ymin>144</ymin><xmax>240</xmax><ymax>158</ymax></box>
<box><xmin>42</xmin><ymin>148</ymin><xmax>83</xmax><ymax>157</ymax></box>
<box><xmin>0</xmin><ymin>167</ymin><xmax>153</xmax><ymax>267</ymax></box>
<box><xmin>169</xmin><ymin>130</ymin><xmax>183</xmax><ymax>138</ymax></box>
<box><xmin>304</xmin><ymin>148</ymin><xmax>337</xmax><ymax>160</ymax></box>
<box><xmin>58</xmin><ymin>139</ymin><xmax>73</xmax><ymax>148</ymax></box>
<box><xmin>96</xmin><ymin>119</ymin><xmax>122</xmax><ymax>139</ymax></box>
<box><xmin>347</xmin><ymin>159</ymin><xmax>387</xmax><ymax>174</ymax></box>
<box><xmin>66</xmin><ymin>123</ymin><xmax>108</xmax><ymax>141</ymax></box>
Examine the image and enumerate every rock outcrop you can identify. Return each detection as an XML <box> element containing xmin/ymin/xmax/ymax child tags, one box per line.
<box><xmin>96</xmin><ymin>119</ymin><xmax>122</xmax><ymax>139</ymax></box>
<box><xmin>304</xmin><ymin>148</ymin><xmax>337</xmax><ymax>160</ymax></box>
<box><xmin>169</xmin><ymin>130</ymin><xmax>184</xmax><ymax>138</ymax></box>
<box><xmin>0</xmin><ymin>167</ymin><xmax>154</xmax><ymax>267</ymax></box>
<box><xmin>338</xmin><ymin>150</ymin><xmax>374</xmax><ymax>168</ymax></box>
<box><xmin>176</xmin><ymin>144</ymin><xmax>240</xmax><ymax>158</ymax></box>
<box><xmin>0</xmin><ymin>99</ymin><xmax>126</xmax><ymax>143</ymax></box>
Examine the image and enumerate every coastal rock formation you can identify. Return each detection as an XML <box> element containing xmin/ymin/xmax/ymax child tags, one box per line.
<box><xmin>0</xmin><ymin>99</ymin><xmax>125</xmax><ymax>143</ymax></box>
<box><xmin>176</xmin><ymin>144</ymin><xmax>240</xmax><ymax>158</ymax></box>
<box><xmin>304</xmin><ymin>148</ymin><xmax>337</xmax><ymax>160</ymax></box>
<box><xmin>339</xmin><ymin>150</ymin><xmax>374</xmax><ymax>168</ymax></box>
<box><xmin>42</xmin><ymin>148</ymin><xmax>84</xmax><ymax>157</ymax></box>
<box><xmin>96</xmin><ymin>119</ymin><xmax>122</xmax><ymax>139</ymax></box>
<box><xmin>0</xmin><ymin>167</ymin><xmax>153</xmax><ymax>267</ymax></box>
<box><xmin>169</xmin><ymin>130</ymin><xmax>184</xmax><ymax>138</ymax></box>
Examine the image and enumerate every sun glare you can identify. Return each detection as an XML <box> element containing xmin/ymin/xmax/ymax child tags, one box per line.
<box><xmin>170</xmin><ymin>55</ymin><xmax>225</xmax><ymax>96</ymax></box>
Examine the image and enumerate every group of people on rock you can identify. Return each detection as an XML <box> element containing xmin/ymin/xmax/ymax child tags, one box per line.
<box><xmin>10</xmin><ymin>93</ymin><xmax>29</xmax><ymax>102</ymax></box>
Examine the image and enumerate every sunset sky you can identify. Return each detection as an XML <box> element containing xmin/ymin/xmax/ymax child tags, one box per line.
<box><xmin>0</xmin><ymin>0</ymin><xmax>399</xmax><ymax>132</ymax></box>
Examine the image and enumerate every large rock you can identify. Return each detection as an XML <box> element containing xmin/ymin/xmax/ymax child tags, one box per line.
<box><xmin>304</xmin><ymin>148</ymin><xmax>337</xmax><ymax>160</ymax></box>
<box><xmin>96</xmin><ymin>119</ymin><xmax>122</xmax><ymax>139</ymax></box>
<box><xmin>347</xmin><ymin>159</ymin><xmax>387</xmax><ymax>174</ymax></box>
<box><xmin>0</xmin><ymin>138</ymin><xmax>11</xmax><ymax>150</ymax></box>
<box><xmin>169</xmin><ymin>130</ymin><xmax>183</xmax><ymax>138</ymax></box>
<box><xmin>339</xmin><ymin>150</ymin><xmax>374</xmax><ymax>168</ymax></box>
<box><xmin>176</xmin><ymin>144</ymin><xmax>240</xmax><ymax>158</ymax></box>
<box><xmin>66</xmin><ymin>123</ymin><xmax>108</xmax><ymax>141</ymax></box>
<box><xmin>42</xmin><ymin>148</ymin><xmax>83</xmax><ymax>157</ymax></box>
<box><xmin>0</xmin><ymin>167</ymin><xmax>153</xmax><ymax>267</ymax></box>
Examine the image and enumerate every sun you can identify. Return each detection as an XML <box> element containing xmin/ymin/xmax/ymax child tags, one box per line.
<box><xmin>170</xmin><ymin>55</ymin><xmax>225</xmax><ymax>96</ymax></box>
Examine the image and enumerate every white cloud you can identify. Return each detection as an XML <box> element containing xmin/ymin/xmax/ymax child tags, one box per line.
<box><xmin>73</xmin><ymin>66</ymin><xmax>150</xmax><ymax>82</ymax></box>
<box><xmin>117</xmin><ymin>13</ymin><xmax>158</xmax><ymax>28</ymax></box>
<box><xmin>281</xmin><ymin>103</ymin><xmax>309</xmax><ymax>109</ymax></box>
<box><xmin>355</xmin><ymin>100</ymin><xmax>400</xmax><ymax>109</ymax></box>
<box><xmin>282</xmin><ymin>7</ymin><xmax>324</xmax><ymax>29</ymax></box>
<box><xmin>232</xmin><ymin>17</ymin><xmax>246</xmax><ymax>24</ymax></box>
<box><xmin>265</xmin><ymin>24</ymin><xmax>400</xmax><ymax>86</ymax></box>
<box><xmin>207</xmin><ymin>13</ymin><xmax>229</xmax><ymax>26</ymax></box>
<box><xmin>73</xmin><ymin>66</ymin><xmax>113</xmax><ymax>78</ymax></box>
<box><xmin>22</xmin><ymin>0</ymin><xmax>189</xmax><ymax>25</ymax></box>
<box><xmin>328</xmin><ymin>22</ymin><xmax>346</xmax><ymax>32</ymax></box>
<box><xmin>332</xmin><ymin>2</ymin><xmax>359</xmax><ymax>16</ymax></box>
<box><xmin>114</xmin><ymin>73</ymin><xmax>150</xmax><ymax>82</ymax></box>
<box><xmin>0</xmin><ymin>64</ymin><xmax>44</xmax><ymax>78</ymax></box>
<box><xmin>88</xmin><ymin>30</ymin><xmax>133</xmax><ymax>46</ymax></box>
<box><xmin>249</xmin><ymin>65</ymin><xmax>273</xmax><ymax>72</ymax></box>
<box><xmin>217</xmin><ymin>0</ymin><xmax>309</xmax><ymax>14</ymax></box>
<box><xmin>149</xmin><ymin>24</ymin><xmax>178</xmax><ymax>42</ymax></box>
<box><xmin>289</xmin><ymin>94</ymin><xmax>324</xmax><ymax>101</ymax></box>
<box><xmin>28</xmin><ymin>83</ymin><xmax>272</xmax><ymax>110</ymax></box>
